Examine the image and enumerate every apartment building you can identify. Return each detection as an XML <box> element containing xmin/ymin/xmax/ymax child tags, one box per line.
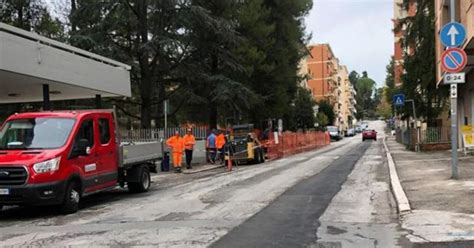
<box><xmin>301</xmin><ymin>44</ymin><xmax>357</xmax><ymax>131</ymax></box>
<box><xmin>393</xmin><ymin>0</ymin><xmax>416</xmax><ymax>86</ymax></box>
<box><xmin>435</xmin><ymin>0</ymin><xmax>474</xmax><ymax>146</ymax></box>
<box><xmin>338</xmin><ymin>65</ymin><xmax>357</xmax><ymax>130</ymax></box>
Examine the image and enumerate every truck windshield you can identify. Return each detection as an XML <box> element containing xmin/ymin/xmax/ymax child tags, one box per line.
<box><xmin>0</xmin><ymin>118</ymin><xmax>75</xmax><ymax>150</ymax></box>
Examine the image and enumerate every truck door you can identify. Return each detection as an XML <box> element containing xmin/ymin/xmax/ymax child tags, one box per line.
<box><xmin>69</xmin><ymin>118</ymin><xmax>99</xmax><ymax>193</ymax></box>
<box><xmin>95</xmin><ymin>115</ymin><xmax>118</xmax><ymax>189</ymax></box>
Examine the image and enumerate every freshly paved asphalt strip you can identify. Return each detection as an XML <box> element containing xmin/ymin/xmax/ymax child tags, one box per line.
<box><xmin>212</xmin><ymin>142</ymin><xmax>371</xmax><ymax>248</ymax></box>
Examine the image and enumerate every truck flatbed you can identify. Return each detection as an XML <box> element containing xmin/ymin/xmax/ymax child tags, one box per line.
<box><xmin>121</xmin><ymin>142</ymin><xmax>161</xmax><ymax>166</ymax></box>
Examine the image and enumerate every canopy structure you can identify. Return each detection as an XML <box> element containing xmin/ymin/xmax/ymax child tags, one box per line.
<box><xmin>0</xmin><ymin>22</ymin><xmax>131</xmax><ymax>109</ymax></box>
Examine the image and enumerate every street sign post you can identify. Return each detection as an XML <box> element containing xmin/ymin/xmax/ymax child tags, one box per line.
<box><xmin>450</xmin><ymin>84</ymin><xmax>458</xmax><ymax>98</ymax></box>
<box><xmin>447</xmin><ymin>0</ymin><xmax>459</xmax><ymax>179</ymax></box>
<box><xmin>441</xmin><ymin>48</ymin><xmax>468</xmax><ymax>73</ymax></box>
<box><xmin>444</xmin><ymin>72</ymin><xmax>465</xmax><ymax>84</ymax></box>
<box><xmin>393</xmin><ymin>94</ymin><xmax>405</xmax><ymax>107</ymax></box>
<box><xmin>440</xmin><ymin>22</ymin><xmax>466</xmax><ymax>47</ymax></box>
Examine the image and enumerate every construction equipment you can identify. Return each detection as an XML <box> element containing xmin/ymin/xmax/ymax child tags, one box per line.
<box><xmin>228</xmin><ymin>124</ymin><xmax>265</xmax><ymax>165</ymax></box>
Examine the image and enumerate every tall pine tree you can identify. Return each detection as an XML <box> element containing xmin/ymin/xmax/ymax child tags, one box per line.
<box><xmin>400</xmin><ymin>0</ymin><xmax>448</xmax><ymax>125</ymax></box>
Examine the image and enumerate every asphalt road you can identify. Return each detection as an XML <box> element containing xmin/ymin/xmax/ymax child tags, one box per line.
<box><xmin>2</xmin><ymin>121</ymin><xmax>462</xmax><ymax>247</ymax></box>
<box><xmin>212</xmin><ymin>142</ymin><xmax>371</xmax><ymax>248</ymax></box>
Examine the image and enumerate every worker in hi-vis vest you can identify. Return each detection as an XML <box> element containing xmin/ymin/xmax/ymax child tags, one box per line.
<box><xmin>167</xmin><ymin>131</ymin><xmax>185</xmax><ymax>173</ymax></box>
<box><xmin>216</xmin><ymin>130</ymin><xmax>226</xmax><ymax>164</ymax></box>
<box><xmin>183</xmin><ymin>128</ymin><xmax>196</xmax><ymax>169</ymax></box>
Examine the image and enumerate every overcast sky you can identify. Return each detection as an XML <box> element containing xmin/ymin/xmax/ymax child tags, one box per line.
<box><xmin>305</xmin><ymin>0</ymin><xmax>394</xmax><ymax>87</ymax></box>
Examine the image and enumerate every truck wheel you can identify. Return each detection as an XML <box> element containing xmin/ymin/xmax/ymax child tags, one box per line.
<box><xmin>60</xmin><ymin>181</ymin><xmax>81</xmax><ymax>214</ymax></box>
<box><xmin>129</xmin><ymin>166</ymin><xmax>150</xmax><ymax>193</ymax></box>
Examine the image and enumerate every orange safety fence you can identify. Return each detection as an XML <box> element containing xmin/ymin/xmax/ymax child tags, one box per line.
<box><xmin>265</xmin><ymin>131</ymin><xmax>330</xmax><ymax>160</ymax></box>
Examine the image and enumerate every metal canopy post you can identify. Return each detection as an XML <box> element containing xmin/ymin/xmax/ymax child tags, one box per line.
<box><xmin>42</xmin><ymin>84</ymin><xmax>50</xmax><ymax>111</ymax></box>
<box><xmin>95</xmin><ymin>94</ymin><xmax>102</xmax><ymax>109</ymax></box>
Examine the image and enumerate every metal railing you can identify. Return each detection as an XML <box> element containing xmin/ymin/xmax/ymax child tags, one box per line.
<box><xmin>396</xmin><ymin>127</ymin><xmax>451</xmax><ymax>149</ymax></box>
<box><xmin>120</xmin><ymin>126</ymin><xmax>208</xmax><ymax>143</ymax></box>
<box><xmin>420</xmin><ymin>127</ymin><xmax>451</xmax><ymax>144</ymax></box>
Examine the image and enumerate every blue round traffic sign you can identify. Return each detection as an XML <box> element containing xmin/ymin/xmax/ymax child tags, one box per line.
<box><xmin>440</xmin><ymin>22</ymin><xmax>466</xmax><ymax>47</ymax></box>
<box><xmin>441</xmin><ymin>48</ymin><xmax>467</xmax><ymax>73</ymax></box>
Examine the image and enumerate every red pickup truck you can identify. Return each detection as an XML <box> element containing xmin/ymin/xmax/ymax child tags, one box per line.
<box><xmin>0</xmin><ymin>110</ymin><xmax>159</xmax><ymax>214</ymax></box>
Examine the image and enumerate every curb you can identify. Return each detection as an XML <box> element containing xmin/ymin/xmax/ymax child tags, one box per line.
<box><xmin>183</xmin><ymin>164</ymin><xmax>225</xmax><ymax>174</ymax></box>
<box><xmin>383</xmin><ymin>136</ymin><xmax>411</xmax><ymax>215</ymax></box>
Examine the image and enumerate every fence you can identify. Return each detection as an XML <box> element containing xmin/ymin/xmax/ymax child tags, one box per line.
<box><xmin>396</xmin><ymin>127</ymin><xmax>451</xmax><ymax>151</ymax></box>
<box><xmin>420</xmin><ymin>127</ymin><xmax>450</xmax><ymax>144</ymax></box>
<box><xmin>120</xmin><ymin>126</ymin><xmax>208</xmax><ymax>143</ymax></box>
<box><xmin>265</xmin><ymin>131</ymin><xmax>330</xmax><ymax>160</ymax></box>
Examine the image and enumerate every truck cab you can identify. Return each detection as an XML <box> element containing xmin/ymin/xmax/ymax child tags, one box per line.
<box><xmin>0</xmin><ymin>111</ymin><xmax>154</xmax><ymax>214</ymax></box>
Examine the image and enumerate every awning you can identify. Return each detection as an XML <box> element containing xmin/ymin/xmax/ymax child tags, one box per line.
<box><xmin>0</xmin><ymin>22</ymin><xmax>131</xmax><ymax>104</ymax></box>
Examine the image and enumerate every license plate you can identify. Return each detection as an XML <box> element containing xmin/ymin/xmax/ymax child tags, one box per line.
<box><xmin>0</xmin><ymin>188</ymin><xmax>10</xmax><ymax>195</ymax></box>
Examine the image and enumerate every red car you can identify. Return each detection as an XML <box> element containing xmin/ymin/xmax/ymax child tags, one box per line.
<box><xmin>362</xmin><ymin>129</ymin><xmax>377</xmax><ymax>141</ymax></box>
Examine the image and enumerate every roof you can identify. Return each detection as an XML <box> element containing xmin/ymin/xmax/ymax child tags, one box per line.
<box><xmin>6</xmin><ymin>110</ymin><xmax>113</xmax><ymax>120</ymax></box>
<box><xmin>0</xmin><ymin>22</ymin><xmax>132</xmax><ymax>104</ymax></box>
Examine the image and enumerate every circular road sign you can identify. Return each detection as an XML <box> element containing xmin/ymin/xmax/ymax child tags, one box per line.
<box><xmin>441</xmin><ymin>48</ymin><xmax>467</xmax><ymax>73</ymax></box>
<box><xmin>440</xmin><ymin>22</ymin><xmax>466</xmax><ymax>47</ymax></box>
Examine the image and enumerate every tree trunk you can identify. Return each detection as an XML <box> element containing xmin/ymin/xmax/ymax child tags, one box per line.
<box><xmin>140</xmin><ymin>95</ymin><xmax>152</xmax><ymax>129</ymax></box>
<box><xmin>17</xmin><ymin>5</ymin><xmax>24</xmax><ymax>29</ymax></box>
<box><xmin>137</xmin><ymin>0</ymin><xmax>152</xmax><ymax>129</ymax></box>
<box><xmin>71</xmin><ymin>0</ymin><xmax>77</xmax><ymax>32</ymax></box>
<box><xmin>209</xmin><ymin>103</ymin><xmax>218</xmax><ymax>129</ymax></box>
<box><xmin>208</xmin><ymin>54</ymin><xmax>219</xmax><ymax>129</ymax></box>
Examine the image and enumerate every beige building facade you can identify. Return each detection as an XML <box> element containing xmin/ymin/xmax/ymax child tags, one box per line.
<box><xmin>299</xmin><ymin>44</ymin><xmax>357</xmax><ymax>132</ymax></box>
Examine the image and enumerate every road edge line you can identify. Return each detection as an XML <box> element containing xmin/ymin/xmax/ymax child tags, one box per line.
<box><xmin>383</xmin><ymin>136</ymin><xmax>411</xmax><ymax>215</ymax></box>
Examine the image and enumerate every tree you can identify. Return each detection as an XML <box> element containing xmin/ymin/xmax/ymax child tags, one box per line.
<box><xmin>316</xmin><ymin>112</ymin><xmax>329</xmax><ymax>129</ymax></box>
<box><xmin>400</xmin><ymin>0</ymin><xmax>448</xmax><ymax>125</ymax></box>
<box><xmin>349</xmin><ymin>70</ymin><xmax>360</xmax><ymax>86</ymax></box>
<box><xmin>234</xmin><ymin>0</ymin><xmax>275</xmax><ymax>127</ymax></box>
<box><xmin>384</xmin><ymin>56</ymin><xmax>397</xmax><ymax>114</ymax></box>
<box><xmin>0</xmin><ymin>0</ymin><xmax>64</xmax><ymax>38</ymax></box>
<box><xmin>253</xmin><ymin>0</ymin><xmax>313</xmax><ymax>127</ymax></box>
<box><xmin>355</xmin><ymin>71</ymin><xmax>376</xmax><ymax>119</ymax></box>
<box><xmin>377</xmin><ymin>88</ymin><xmax>392</xmax><ymax>119</ymax></box>
<box><xmin>70</xmin><ymin>1</ymin><xmax>195</xmax><ymax>128</ymax></box>
<box><xmin>185</xmin><ymin>0</ymin><xmax>257</xmax><ymax>129</ymax></box>
<box><xmin>317</xmin><ymin>100</ymin><xmax>335</xmax><ymax>126</ymax></box>
<box><xmin>293</xmin><ymin>88</ymin><xmax>316</xmax><ymax>130</ymax></box>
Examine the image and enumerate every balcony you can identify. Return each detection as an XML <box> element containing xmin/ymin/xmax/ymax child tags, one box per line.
<box><xmin>351</xmin><ymin>97</ymin><xmax>357</xmax><ymax>105</ymax></box>
<box><xmin>350</xmin><ymin>106</ymin><xmax>357</xmax><ymax>114</ymax></box>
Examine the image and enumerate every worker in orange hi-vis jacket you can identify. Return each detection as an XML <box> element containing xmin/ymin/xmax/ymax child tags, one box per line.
<box><xmin>183</xmin><ymin>128</ymin><xmax>196</xmax><ymax>169</ymax></box>
<box><xmin>216</xmin><ymin>130</ymin><xmax>226</xmax><ymax>164</ymax></box>
<box><xmin>167</xmin><ymin>131</ymin><xmax>185</xmax><ymax>173</ymax></box>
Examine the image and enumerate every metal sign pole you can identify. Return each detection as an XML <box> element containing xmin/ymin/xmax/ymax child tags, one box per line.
<box><xmin>450</xmin><ymin>0</ymin><xmax>459</xmax><ymax>179</ymax></box>
<box><xmin>451</xmin><ymin>85</ymin><xmax>458</xmax><ymax>179</ymax></box>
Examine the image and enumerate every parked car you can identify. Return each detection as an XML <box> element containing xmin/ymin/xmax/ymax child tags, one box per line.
<box><xmin>360</xmin><ymin>122</ymin><xmax>369</xmax><ymax>131</ymax></box>
<box><xmin>346</xmin><ymin>128</ymin><xmax>356</xmax><ymax>137</ymax></box>
<box><xmin>0</xmin><ymin>110</ymin><xmax>158</xmax><ymax>214</ymax></box>
<box><xmin>355</xmin><ymin>125</ymin><xmax>362</xmax><ymax>133</ymax></box>
<box><xmin>362</xmin><ymin>129</ymin><xmax>377</xmax><ymax>141</ymax></box>
<box><xmin>327</xmin><ymin>126</ymin><xmax>342</xmax><ymax>141</ymax></box>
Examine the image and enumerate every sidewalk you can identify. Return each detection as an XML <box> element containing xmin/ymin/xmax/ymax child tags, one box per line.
<box><xmin>386</xmin><ymin>136</ymin><xmax>474</xmax><ymax>243</ymax></box>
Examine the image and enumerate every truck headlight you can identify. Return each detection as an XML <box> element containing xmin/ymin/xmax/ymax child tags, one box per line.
<box><xmin>33</xmin><ymin>157</ymin><xmax>61</xmax><ymax>173</ymax></box>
